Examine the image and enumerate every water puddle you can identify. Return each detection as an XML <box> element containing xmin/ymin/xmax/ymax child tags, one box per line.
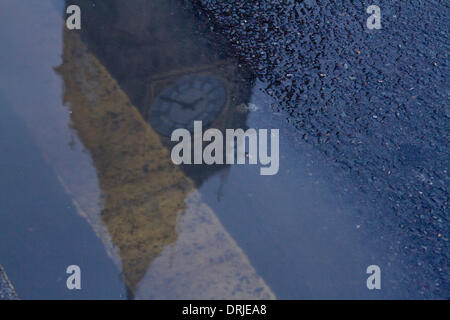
<box><xmin>0</xmin><ymin>0</ymin><xmax>411</xmax><ymax>299</ymax></box>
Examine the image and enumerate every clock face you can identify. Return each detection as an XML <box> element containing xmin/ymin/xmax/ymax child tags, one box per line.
<box><xmin>149</xmin><ymin>74</ymin><xmax>227</xmax><ymax>136</ymax></box>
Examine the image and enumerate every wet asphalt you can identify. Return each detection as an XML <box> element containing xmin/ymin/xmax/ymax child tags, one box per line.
<box><xmin>193</xmin><ymin>0</ymin><xmax>449</xmax><ymax>298</ymax></box>
<box><xmin>0</xmin><ymin>0</ymin><xmax>447</xmax><ymax>300</ymax></box>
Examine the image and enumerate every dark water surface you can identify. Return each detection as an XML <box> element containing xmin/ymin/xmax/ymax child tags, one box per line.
<box><xmin>0</xmin><ymin>0</ymin><xmax>445</xmax><ymax>299</ymax></box>
<box><xmin>0</xmin><ymin>95</ymin><xmax>126</xmax><ymax>299</ymax></box>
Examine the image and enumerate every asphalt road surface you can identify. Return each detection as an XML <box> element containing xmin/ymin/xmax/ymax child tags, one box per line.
<box><xmin>0</xmin><ymin>0</ymin><xmax>447</xmax><ymax>300</ymax></box>
<box><xmin>193</xmin><ymin>0</ymin><xmax>449</xmax><ymax>298</ymax></box>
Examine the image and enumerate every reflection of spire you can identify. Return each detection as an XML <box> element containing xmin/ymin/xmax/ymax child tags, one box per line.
<box><xmin>56</xmin><ymin>30</ymin><xmax>193</xmax><ymax>292</ymax></box>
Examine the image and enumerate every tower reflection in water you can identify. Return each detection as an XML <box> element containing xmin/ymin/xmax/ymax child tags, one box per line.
<box><xmin>56</xmin><ymin>0</ymin><xmax>272</xmax><ymax>299</ymax></box>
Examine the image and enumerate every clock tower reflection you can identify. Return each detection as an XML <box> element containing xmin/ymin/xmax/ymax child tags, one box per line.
<box><xmin>59</xmin><ymin>0</ymin><xmax>259</xmax><ymax>297</ymax></box>
<box><xmin>74</xmin><ymin>0</ymin><xmax>254</xmax><ymax>186</ymax></box>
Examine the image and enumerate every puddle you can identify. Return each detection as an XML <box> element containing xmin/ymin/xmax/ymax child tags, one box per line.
<box><xmin>0</xmin><ymin>0</ymin><xmax>273</xmax><ymax>299</ymax></box>
<box><xmin>0</xmin><ymin>0</ymin><xmax>414</xmax><ymax>299</ymax></box>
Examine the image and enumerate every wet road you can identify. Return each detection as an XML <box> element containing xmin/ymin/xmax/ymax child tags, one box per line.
<box><xmin>0</xmin><ymin>0</ymin><xmax>448</xmax><ymax>299</ymax></box>
<box><xmin>195</xmin><ymin>0</ymin><xmax>449</xmax><ymax>298</ymax></box>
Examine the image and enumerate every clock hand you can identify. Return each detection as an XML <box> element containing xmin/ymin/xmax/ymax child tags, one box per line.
<box><xmin>189</xmin><ymin>96</ymin><xmax>205</xmax><ymax>108</ymax></box>
<box><xmin>160</xmin><ymin>96</ymin><xmax>204</xmax><ymax>110</ymax></box>
<box><xmin>160</xmin><ymin>96</ymin><xmax>194</xmax><ymax>110</ymax></box>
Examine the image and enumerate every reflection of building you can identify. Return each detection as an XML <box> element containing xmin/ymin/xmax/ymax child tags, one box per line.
<box><xmin>57</xmin><ymin>31</ymin><xmax>193</xmax><ymax>295</ymax></box>
<box><xmin>59</xmin><ymin>0</ymin><xmax>257</xmax><ymax>297</ymax></box>
<box><xmin>73</xmin><ymin>0</ymin><xmax>253</xmax><ymax>186</ymax></box>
